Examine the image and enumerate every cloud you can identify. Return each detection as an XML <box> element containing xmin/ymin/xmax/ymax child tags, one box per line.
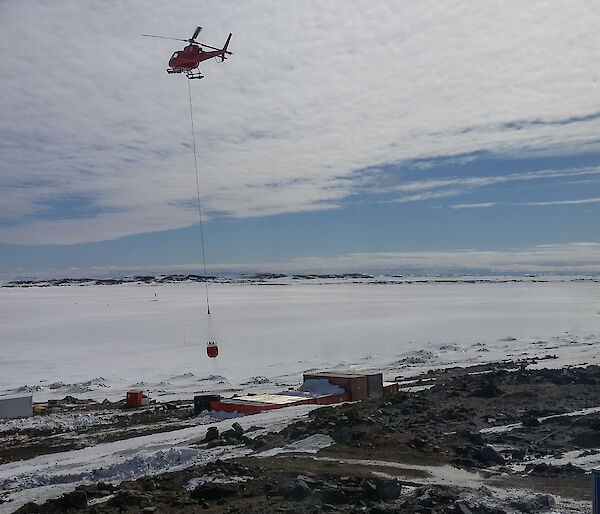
<box><xmin>0</xmin><ymin>1</ymin><xmax>599</xmax><ymax>244</ymax></box>
<box><xmin>522</xmin><ymin>197</ymin><xmax>600</xmax><ymax>207</ymax></box>
<box><xmin>451</xmin><ymin>202</ymin><xmax>499</xmax><ymax>209</ymax></box>
<box><xmin>216</xmin><ymin>242</ymin><xmax>600</xmax><ymax>274</ymax></box>
<box><xmin>452</xmin><ymin>196</ymin><xmax>600</xmax><ymax>209</ymax></box>
<box><xmin>7</xmin><ymin>243</ymin><xmax>599</xmax><ymax>280</ymax></box>
<box><xmin>378</xmin><ymin>166</ymin><xmax>600</xmax><ymax>201</ymax></box>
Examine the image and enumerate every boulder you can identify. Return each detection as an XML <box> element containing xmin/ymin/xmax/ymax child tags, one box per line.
<box><xmin>376</xmin><ymin>480</ymin><xmax>402</xmax><ymax>500</ymax></box>
<box><xmin>509</xmin><ymin>493</ymin><xmax>555</xmax><ymax>513</ymax></box>
<box><xmin>522</xmin><ymin>416</ymin><xmax>541</xmax><ymax>427</ymax></box>
<box><xmin>14</xmin><ymin>504</ymin><xmax>41</xmax><ymax>514</ymax></box>
<box><xmin>108</xmin><ymin>489</ymin><xmax>151</xmax><ymax>508</ymax></box>
<box><xmin>285</xmin><ymin>480</ymin><xmax>312</xmax><ymax>501</ymax></box>
<box><xmin>478</xmin><ymin>446</ymin><xmax>505</xmax><ymax>465</ymax></box>
<box><xmin>457</xmin><ymin>429</ymin><xmax>484</xmax><ymax>445</ymax></box>
<box><xmin>455</xmin><ymin>502</ymin><xmax>473</xmax><ymax>514</ymax></box>
<box><xmin>191</xmin><ymin>484</ymin><xmax>236</xmax><ymax>501</ymax></box>
<box><xmin>203</xmin><ymin>426</ymin><xmax>219</xmax><ymax>443</ymax></box>
<box><xmin>316</xmin><ymin>487</ymin><xmax>347</xmax><ymax>505</ymax></box>
<box><xmin>331</xmin><ymin>426</ymin><xmax>353</xmax><ymax>444</ymax></box>
<box><xmin>471</xmin><ymin>381</ymin><xmax>502</xmax><ymax>398</ymax></box>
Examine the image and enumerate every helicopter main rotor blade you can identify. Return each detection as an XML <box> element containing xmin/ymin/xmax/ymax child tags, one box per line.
<box><xmin>199</xmin><ymin>43</ymin><xmax>221</xmax><ymax>51</ymax></box>
<box><xmin>191</xmin><ymin>26</ymin><xmax>202</xmax><ymax>41</ymax></box>
<box><xmin>199</xmin><ymin>43</ymin><xmax>233</xmax><ymax>54</ymax></box>
<box><xmin>142</xmin><ymin>34</ymin><xmax>188</xmax><ymax>42</ymax></box>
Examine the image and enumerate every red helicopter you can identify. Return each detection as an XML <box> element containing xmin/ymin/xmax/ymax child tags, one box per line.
<box><xmin>143</xmin><ymin>26</ymin><xmax>232</xmax><ymax>79</ymax></box>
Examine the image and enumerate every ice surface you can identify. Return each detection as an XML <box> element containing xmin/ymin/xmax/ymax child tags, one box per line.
<box><xmin>481</xmin><ymin>406</ymin><xmax>600</xmax><ymax>435</ymax></box>
<box><xmin>522</xmin><ymin>448</ymin><xmax>600</xmax><ymax>471</ymax></box>
<box><xmin>1</xmin><ymin>279</ymin><xmax>598</xmax><ymax>404</ymax></box>
<box><xmin>258</xmin><ymin>434</ymin><xmax>335</xmax><ymax>457</ymax></box>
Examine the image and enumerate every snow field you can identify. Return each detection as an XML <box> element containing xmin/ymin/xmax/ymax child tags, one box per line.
<box><xmin>0</xmin><ymin>279</ymin><xmax>598</xmax><ymax>402</ymax></box>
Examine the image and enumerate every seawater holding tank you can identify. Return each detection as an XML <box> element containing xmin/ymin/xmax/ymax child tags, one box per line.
<box><xmin>206</xmin><ymin>341</ymin><xmax>218</xmax><ymax>358</ymax></box>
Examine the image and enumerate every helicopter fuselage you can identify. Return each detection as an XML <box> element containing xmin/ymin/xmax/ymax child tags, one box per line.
<box><xmin>168</xmin><ymin>44</ymin><xmax>224</xmax><ymax>71</ymax></box>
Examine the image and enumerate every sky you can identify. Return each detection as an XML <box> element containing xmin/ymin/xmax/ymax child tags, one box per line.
<box><xmin>1</xmin><ymin>0</ymin><xmax>599</xmax><ymax>279</ymax></box>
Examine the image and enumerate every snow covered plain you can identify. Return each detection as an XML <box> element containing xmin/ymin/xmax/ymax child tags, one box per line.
<box><xmin>1</xmin><ymin>277</ymin><xmax>598</xmax><ymax>402</ymax></box>
<box><xmin>1</xmin><ymin>277</ymin><xmax>599</xmax><ymax>512</ymax></box>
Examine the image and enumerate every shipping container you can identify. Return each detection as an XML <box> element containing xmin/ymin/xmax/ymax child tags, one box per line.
<box><xmin>126</xmin><ymin>389</ymin><xmax>144</xmax><ymax>408</ymax></box>
<box><xmin>0</xmin><ymin>394</ymin><xmax>33</xmax><ymax>419</ymax></box>
<box><xmin>303</xmin><ymin>372</ymin><xmax>369</xmax><ymax>401</ymax></box>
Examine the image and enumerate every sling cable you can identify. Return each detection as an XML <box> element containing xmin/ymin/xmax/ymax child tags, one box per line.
<box><xmin>187</xmin><ymin>80</ymin><xmax>218</xmax><ymax>359</ymax></box>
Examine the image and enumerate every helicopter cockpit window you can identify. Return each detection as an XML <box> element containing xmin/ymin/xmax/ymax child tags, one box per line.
<box><xmin>171</xmin><ymin>52</ymin><xmax>179</xmax><ymax>59</ymax></box>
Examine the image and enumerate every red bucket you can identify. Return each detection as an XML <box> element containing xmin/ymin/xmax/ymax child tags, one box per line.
<box><xmin>206</xmin><ymin>341</ymin><xmax>218</xmax><ymax>358</ymax></box>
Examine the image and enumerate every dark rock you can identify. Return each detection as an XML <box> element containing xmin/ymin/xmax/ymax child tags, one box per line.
<box><xmin>142</xmin><ymin>479</ymin><xmax>157</xmax><ymax>491</ymax></box>
<box><xmin>389</xmin><ymin>392</ymin><xmax>409</xmax><ymax>404</ymax></box>
<box><xmin>108</xmin><ymin>489</ymin><xmax>150</xmax><ymax>508</ymax></box>
<box><xmin>316</xmin><ymin>487</ymin><xmax>347</xmax><ymax>504</ymax></box>
<box><xmin>346</xmin><ymin>407</ymin><xmax>364</xmax><ymax>423</ymax></box>
<box><xmin>522</xmin><ymin>416</ymin><xmax>541</xmax><ymax>427</ymax></box>
<box><xmin>471</xmin><ymin>381</ymin><xmax>502</xmax><ymax>398</ymax></box>
<box><xmin>287</xmin><ymin>421</ymin><xmax>308</xmax><ymax>439</ymax></box>
<box><xmin>285</xmin><ymin>480</ymin><xmax>312</xmax><ymax>501</ymax></box>
<box><xmin>58</xmin><ymin>490</ymin><xmax>88</xmax><ymax>509</ymax></box>
<box><xmin>478</xmin><ymin>446</ymin><xmax>505</xmax><ymax>465</ymax></box>
<box><xmin>363</xmin><ymin>480</ymin><xmax>378</xmax><ymax>497</ymax></box>
<box><xmin>454</xmin><ymin>444</ymin><xmax>505</xmax><ymax>468</ymax></box>
<box><xmin>310</xmin><ymin>406</ymin><xmax>336</xmax><ymax>420</ymax></box>
<box><xmin>509</xmin><ymin>493</ymin><xmax>555</xmax><ymax>513</ymax></box>
<box><xmin>408</xmin><ymin>436</ymin><xmax>429</xmax><ymax>450</ymax></box>
<box><xmin>221</xmin><ymin>428</ymin><xmax>243</xmax><ymax>442</ymax></box>
<box><xmin>331</xmin><ymin>426</ymin><xmax>353</xmax><ymax>444</ymax></box>
<box><xmin>97</xmin><ymin>481</ymin><xmax>115</xmax><ymax>493</ymax></box>
<box><xmin>376</xmin><ymin>480</ymin><xmax>402</xmax><ymax>500</ymax></box>
<box><xmin>511</xmin><ymin>449</ymin><xmax>526</xmax><ymax>460</ymax></box>
<box><xmin>443</xmin><ymin>406</ymin><xmax>472</xmax><ymax>421</ymax></box>
<box><xmin>572</xmin><ymin>431</ymin><xmax>600</xmax><ymax>448</ymax></box>
<box><xmin>524</xmin><ymin>462</ymin><xmax>585</xmax><ymax>476</ymax></box>
<box><xmin>351</xmin><ymin>429</ymin><xmax>367</xmax><ymax>441</ymax></box>
<box><xmin>411</xmin><ymin>485</ymin><xmax>459</xmax><ymax>508</ymax></box>
<box><xmin>204</xmin><ymin>426</ymin><xmax>219</xmax><ymax>443</ymax></box>
<box><xmin>190</xmin><ymin>484</ymin><xmax>236</xmax><ymax>501</ymax></box>
<box><xmin>416</xmin><ymin>487</ymin><xmax>437</xmax><ymax>508</ymax></box>
<box><xmin>249</xmin><ymin>437</ymin><xmax>267</xmax><ymax>450</ymax></box>
<box><xmin>14</xmin><ymin>503</ymin><xmax>41</xmax><ymax>514</ymax></box>
<box><xmin>455</xmin><ymin>502</ymin><xmax>473</xmax><ymax>514</ymax></box>
<box><xmin>231</xmin><ymin>421</ymin><xmax>244</xmax><ymax>434</ymax></box>
<box><xmin>587</xmin><ymin>418</ymin><xmax>600</xmax><ymax>431</ymax></box>
<box><xmin>457</xmin><ymin>429</ymin><xmax>484</xmax><ymax>445</ymax></box>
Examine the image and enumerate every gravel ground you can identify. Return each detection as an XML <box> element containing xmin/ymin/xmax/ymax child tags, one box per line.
<box><xmin>8</xmin><ymin>361</ymin><xmax>600</xmax><ymax>513</ymax></box>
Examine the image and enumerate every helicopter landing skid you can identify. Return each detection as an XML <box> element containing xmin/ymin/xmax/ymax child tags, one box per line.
<box><xmin>185</xmin><ymin>70</ymin><xmax>204</xmax><ymax>80</ymax></box>
<box><xmin>165</xmin><ymin>68</ymin><xmax>204</xmax><ymax>79</ymax></box>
